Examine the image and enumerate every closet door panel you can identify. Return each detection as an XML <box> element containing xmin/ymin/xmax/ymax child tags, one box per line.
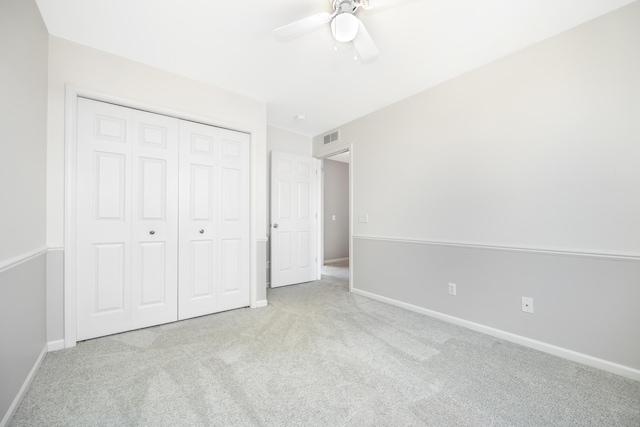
<box><xmin>179</xmin><ymin>121</ymin><xmax>250</xmax><ymax>319</ymax></box>
<box><xmin>131</xmin><ymin>109</ymin><xmax>179</xmax><ymax>329</ymax></box>
<box><xmin>77</xmin><ymin>98</ymin><xmax>133</xmax><ymax>340</ymax></box>
<box><xmin>137</xmin><ymin>241</ymin><xmax>167</xmax><ymax>305</ymax></box>
<box><xmin>77</xmin><ymin>99</ymin><xmax>179</xmax><ymax>340</ymax></box>
<box><xmin>93</xmin><ymin>243</ymin><xmax>126</xmax><ymax>312</ymax></box>
<box><xmin>218</xmin><ymin>128</ymin><xmax>250</xmax><ymax>312</ymax></box>
<box><xmin>221</xmin><ymin>238</ymin><xmax>241</xmax><ymax>294</ymax></box>
<box><xmin>190</xmin><ymin>240</ymin><xmax>215</xmax><ymax>298</ymax></box>
<box><xmin>179</xmin><ymin>121</ymin><xmax>220</xmax><ymax>319</ymax></box>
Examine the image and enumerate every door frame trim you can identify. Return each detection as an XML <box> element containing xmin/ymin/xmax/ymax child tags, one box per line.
<box><xmin>64</xmin><ymin>84</ymin><xmax>261</xmax><ymax>347</ymax></box>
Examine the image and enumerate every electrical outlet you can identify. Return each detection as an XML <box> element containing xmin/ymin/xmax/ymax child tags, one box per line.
<box><xmin>448</xmin><ymin>283</ymin><xmax>457</xmax><ymax>296</ymax></box>
<box><xmin>358</xmin><ymin>214</ymin><xmax>369</xmax><ymax>223</ymax></box>
<box><xmin>522</xmin><ymin>297</ymin><xmax>534</xmax><ymax>313</ymax></box>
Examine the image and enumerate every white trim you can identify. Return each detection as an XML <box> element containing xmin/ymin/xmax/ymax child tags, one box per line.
<box><xmin>47</xmin><ymin>339</ymin><xmax>65</xmax><ymax>352</ymax></box>
<box><xmin>64</xmin><ymin>84</ymin><xmax>261</xmax><ymax>348</ymax></box>
<box><xmin>0</xmin><ymin>247</ymin><xmax>47</xmax><ymax>273</ymax></box>
<box><xmin>64</xmin><ymin>85</ymin><xmax>79</xmax><ymax>348</ymax></box>
<box><xmin>352</xmin><ymin>234</ymin><xmax>640</xmax><ymax>262</ymax></box>
<box><xmin>315</xmin><ymin>157</ymin><xmax>321</xmax><ymax>280</ymax></box>
<box><xmin>324</xmin><ymin>257</ymin><xmax>349</xmax><ymax>265</ymax></box>
<box><xmin>251</xmin><ymin>300</ymin><xmax>268</xmax><ymax>308</ymax></box>
<box><xmin>316</xmin><ymin>148</ymin><xmax>350</xmax><ymax>160</ymax></box>
<box><xmin>351</xmin><ymin>288</ymin><xmax>640</xmax><ymax>381</ymax></box>
<box><xmin>0</xmin><ymin>344</ymin><xmax>47</xmax><ymax>427</ymax></box>
<box><xmin>348</xmin><ymin>144</ymin><xmax>354</xmax><ymax>292</ymax></box>
<box><xmin>317</xmin><ymin>160</ymin><xmax>324</xmax><ymax>279</ymax></box>
<box><xmin>256</xmin><ymin>237</ymin><xmax>268</xmax><ymax>243</ymax></box>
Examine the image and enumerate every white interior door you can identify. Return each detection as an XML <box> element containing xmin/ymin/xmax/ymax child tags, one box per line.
<box><xmin>270</xmin><ymin>151</ymin><xmax>318</xmax><ymax>288</ymax></box>
<box><xmin>76</xmin><ymin>98</ymin><xmax>179</xmax><ymax>340</ymax></box>
<box><xmin>178</xmin><ymin>120</ymin><xmax>250</xmax><ymax>320</ymax></box>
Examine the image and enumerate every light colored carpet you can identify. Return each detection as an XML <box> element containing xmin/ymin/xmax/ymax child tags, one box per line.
<box><xmin>10</xmin><ymin>262</ymin><xmax>640</xmax><ymax>426</ymax></box>
<box><xmin>322</xmin><ymin>258</ymin><xmax>350</xmax><ymax>282</ymax></box>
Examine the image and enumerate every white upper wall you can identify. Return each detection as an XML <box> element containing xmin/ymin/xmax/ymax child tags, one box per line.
<box><xmin>0</xmin><ymin>0</ymin><xmax>48</xmax><ymax>262</ymax></box>
<box><xmin>46</xmin><ymin>37</ymin><xmax>268</xmax><ymax>248</ymax></box>
<box><xmin>267</xmin><ymin>126</ymin><xmax>312</xmax><ymax>157</ymax></box>
<box><xmin>315</xmin><ymin>1</ymin><xmax>640</xmax><ymax>257</ymax></box>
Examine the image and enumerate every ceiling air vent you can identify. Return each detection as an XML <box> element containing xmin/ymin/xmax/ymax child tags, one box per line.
<box><xmin>323</xmin><ymin>130</ymin><xmax>340</xmax><ymax>144</ymax></box>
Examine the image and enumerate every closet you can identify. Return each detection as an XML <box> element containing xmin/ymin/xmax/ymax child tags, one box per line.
<box><xmin>75</xmin><ymin>98</ymin><xmax>249</xmax><ymax>341</ymax></box>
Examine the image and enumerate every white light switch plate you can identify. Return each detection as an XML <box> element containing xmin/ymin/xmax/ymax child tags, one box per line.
<box><xmin>358</xmin><ymin>214</ymin><xmax>369</xmax><ymax>223</ymax></box>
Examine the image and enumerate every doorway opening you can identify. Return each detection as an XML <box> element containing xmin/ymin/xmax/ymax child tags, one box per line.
<box><xmin>320</xmin><ymin>150</ymin><xmax>350</xmax><ymax>288</ymax></box>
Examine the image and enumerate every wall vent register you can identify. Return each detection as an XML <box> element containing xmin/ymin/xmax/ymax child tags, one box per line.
<box><xmin>323</xmin><ymin>130</ymin><xmax>340</xmax><ymax>144</ymax></box>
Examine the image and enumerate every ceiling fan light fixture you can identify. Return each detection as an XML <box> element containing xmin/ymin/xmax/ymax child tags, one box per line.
<box><xmin>331</xmin><ymin>13</ymin><xmax>359</xmax><ymax>43</ymax></box>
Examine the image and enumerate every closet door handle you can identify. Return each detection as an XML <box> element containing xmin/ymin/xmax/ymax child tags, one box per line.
<box><xmin>149</xmin><ymin>230</ymin><xmax>155</xmax><ymax>235</ymax></box>
<box><xmin>273</xmin><ymin>223</ymin><xmax>279</xmax><ymax>228</ymax></box>
<box><xmin>199</xmin><ymin>229</ymin><xmax>205</xmax><ymax>234</ymax></box>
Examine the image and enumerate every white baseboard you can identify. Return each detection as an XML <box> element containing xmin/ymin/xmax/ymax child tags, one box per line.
<box><xmin>251</xmin><ymin>299</ymin><xmax>268</xmax><ymax>308</ymax></box>
<box><xmin>0</xmin><ymin>344</ymin><xmax>47</xmax><ymax>427</ymax></box>
<box><xmin>324</xmin><ymin>257</ymin><xmax>349</xmax><ymax>265</ymax></box>
<box><xmin>47</xmin><ymin>340</ymin><xmax>65</xmax><ymax>352</ymax></box>
<box><xmin>351</xmin><ymin>287</ymin><xmax>640</xmax><ymax>382</ymax></box>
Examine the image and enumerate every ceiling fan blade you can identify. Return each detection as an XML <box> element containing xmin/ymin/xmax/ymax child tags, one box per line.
<box><xmin>359</xmin><ymin>0</ymin><xmax>416</xmax><ymax>10</ymax></box>
<box><xmin>273</xmin><ymin>13</ymin><xmax>332</xmax><ymax>42</ymax></box>
<box><xmin>353</xmin><ymin>20</ymin><xmax>379</xmax><ymax>62</ymax></box>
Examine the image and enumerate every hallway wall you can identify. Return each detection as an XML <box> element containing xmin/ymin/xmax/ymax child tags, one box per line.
<box><xmin>0</xmin><ymin>0</ymin><xmax>49</xmax><ymax>423</ymax></box>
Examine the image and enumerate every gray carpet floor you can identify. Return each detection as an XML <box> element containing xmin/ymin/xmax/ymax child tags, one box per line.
<box><xmin>10</xmin><ymin>260</ymin><xmax>640</xmax><ymax>426</ymax></box>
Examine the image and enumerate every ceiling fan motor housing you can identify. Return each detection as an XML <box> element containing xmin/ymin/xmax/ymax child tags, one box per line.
<box><xmin>331</xmin><ymin>0</ymin><xmax>360</xmax><ymax>42</ymax></box>
<box><xmin>331</xmin><ymin>0</ymin><xmax>359</xmax><ymax>13</ymax></box>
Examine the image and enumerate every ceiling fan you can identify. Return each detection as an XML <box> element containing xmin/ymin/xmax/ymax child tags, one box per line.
<box><xmin>274</xmin><ymin>0</ymin><xmax>407</xmax><ymax>62</ymax></box>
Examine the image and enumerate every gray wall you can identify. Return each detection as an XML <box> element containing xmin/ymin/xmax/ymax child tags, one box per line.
<box><xmin>354</xmin><ymin>238</ymin><xmax>640</xmax><ymax>369</ymax></box>
<box><xmin>314</xmin><ymin>2</ymin><xmax>640</xmax><ymax>373</ymax></box>
<box><xmin>0</xmin><ymin>0</ymin><xmax>49</xmax><ymax>422</ymax></box>
<box><xmin>323</xmin><ymin>160</ymin><xmax>349</xmax><ymax>261</ymax></box>
<box><xmin>46</xmin><ymin>249</ymin><xmax>65</xmax><ymax>344</ymax></box>
<box><xmin>0</xmin><ymin>256</ymin><xmax>47</xmax><ymax>423</ymax></box>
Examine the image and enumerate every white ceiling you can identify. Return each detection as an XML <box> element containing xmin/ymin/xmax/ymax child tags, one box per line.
<box><xmin>35</xmin><ymin>0</ymin><xmax>635</xmax><ymax>137</ymax></box>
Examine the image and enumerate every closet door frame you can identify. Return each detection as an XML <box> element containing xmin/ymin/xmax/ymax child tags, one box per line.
<box><xmin>63</xmin><ymin>85</ymin><xmax>259</xmax><ymax>348</ymax></box>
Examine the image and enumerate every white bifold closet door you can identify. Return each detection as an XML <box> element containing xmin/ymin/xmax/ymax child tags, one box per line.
<box><xmin>178</xmin><ymin>120</ymin><xmax>250</xmax><ymax>320</ymax></box>
<box><xmin>76</xmin><ymin>98</ymin><xmax>249</xmax><ymax>341</ymax></box>
<box><xmin>76</xmin><ymin>98</ymin><xmax>179</xmax><ymax>340</ymax></box>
